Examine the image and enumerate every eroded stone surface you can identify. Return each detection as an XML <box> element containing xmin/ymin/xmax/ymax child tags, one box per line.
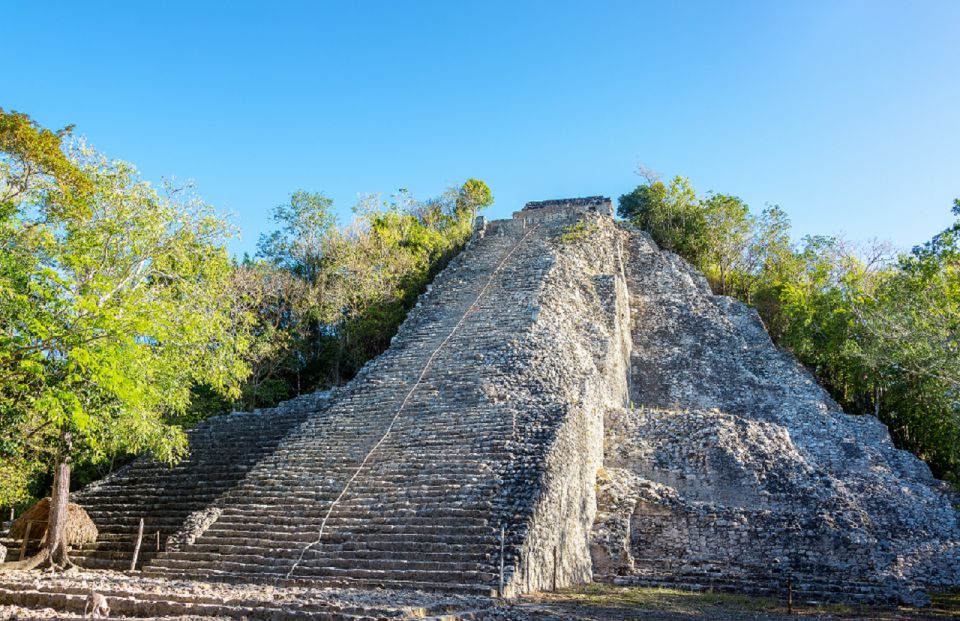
<box><xmin>164</xmin><ymin>508</ymin><xmax>222</xmax><ymax>554</ymax></box>
<box><xmin>44</xmin><ymin>205</ymin><xmax>632</xmax><ymax>596</ymax></box>
<box><xmin>590</xmin><ymin>224</ymin><xmax>960</xmax><ymax>605</ymax></box>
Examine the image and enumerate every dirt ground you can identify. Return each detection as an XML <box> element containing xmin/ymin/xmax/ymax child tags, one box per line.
<box><xmin>508</xmin><ymin>584</ymin><xmax>960</xmax><ymax>621</ymax></box>
<box><xmin>1</xmin><ymin>582</ymin><xmax>959</xmax><ymax>620</ymax></box>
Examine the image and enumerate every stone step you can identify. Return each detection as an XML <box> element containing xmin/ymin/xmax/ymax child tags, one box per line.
<box><xmin>173</xmin><ymin>536</ymin><xmax>494</xmax><ymax>556</ymax></box>
<box><xmin>195</xmin><ymin>521</ymin><xmax>496</xmax><ymax>539</ymax></box>
<box><xmin>0</xmin><ymin>583</ymin><xmax>468</xmax><ymax>619</ymax></box>
<box><xmin>76</xmin><ymin>531</ymin><xmax>171</xmax><ymax>545</ymax></box>
<box><xmin>212</xmin><ymin>484</ymin><xmax>496</xmax><ymax>499</ymax></box>
<box><xmin>210</xmin><ymin>514</ymin><xmax>490</xmax><ymax>528</ymax></box>
<box><xmin>208</xmin><ymin>515</ymin><xmax>492</xmax><ymax>534</ymax></box>
<box><xmin>141</xmin><ymin>567</ymin><xmax>500</xmax><ymax>596</ymax></box>
<box><xmin>83</xmin><ymin>513</ymin><xmax>202</xmax><ymax>524</ymax></box>
<box><xmin>184</xmin><ymin>543</ymin><xmax>491</xmax><ymax>563</ymax></box>
<box><xmin>151</xmin><ymin>550</ymin><xmax>491</xmax><ymax>574</ymax></box>
<box><xmin>71</xmin><ymin>556</ymin><xmax>131</xmax><ymax>570</ymax></box>
<box><xmin>188</xmin><ymin>499</ymin><xmax>494</xmax><ymax>518</ymax></box>
<box><xmin>148</xmin><ymin>557</ymin><xmax>497</xmax><ymax>585</ymax></box>
<box><xmin>292</xmin><ymin>565</ymin><xmax>498</xmax><ymax>584</ymax></box>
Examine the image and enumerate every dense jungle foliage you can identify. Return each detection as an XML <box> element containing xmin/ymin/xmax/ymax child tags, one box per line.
<box><xmin>619</xmin><ymin>172</ymin><xmax>960</xmax><ymax>485</ymax></box>
<box><xmin>0</xmin><ymin>110</ymin><xmax>491</xmax><ymax>529</ymax></box>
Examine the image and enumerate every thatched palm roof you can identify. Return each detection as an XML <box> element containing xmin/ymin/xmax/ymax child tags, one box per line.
<box><xmin>8</xmin><ymin>498</ymin><xmax>98</xmax><ymax>546</ymax></box>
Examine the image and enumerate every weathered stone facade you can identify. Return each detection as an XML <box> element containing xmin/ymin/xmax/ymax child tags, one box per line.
<box><xmin>591</xmin><ymin>224</ymin><xmax>960</xmax><ymax>605</ymax></box>
<box><xmin>520</xmin><ymin>196</ymin><xmax>614</xmax><ymax>217</ymax></box>
<box><xmin>6</xmin><ymin>198</ymin><xmax>955</xmax><ymax>607</ymax></box>
<box><xmin>496</xmin><ymin>209</ymin><xmax>631</xmax><ymax>595</ymax></box>
<box><xmin>515</xmin><ymin>196</ymin><xmax>614</xmax><ymax>220</ymax></box>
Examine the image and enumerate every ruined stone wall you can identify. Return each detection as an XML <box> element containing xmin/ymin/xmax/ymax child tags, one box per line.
<box><xmin>496</xmin><ymin>212</ymin><xmax>632</xmax><ymax>595</ymax></box>
<box><xmin>591</xmin><ymin>224</ymin><xmax>960</xmax><ymax>605</ymax></box>
<box><xmin>515</xmin><ymin>196</ymin><xmax>614</xmax><ymax>220</ymax></box>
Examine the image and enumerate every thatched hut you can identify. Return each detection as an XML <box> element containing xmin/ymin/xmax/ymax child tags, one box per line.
<box><xmin>8</xmin><ymin>498</ymin><xmax>98</xmax><ymax>547</ymax></box>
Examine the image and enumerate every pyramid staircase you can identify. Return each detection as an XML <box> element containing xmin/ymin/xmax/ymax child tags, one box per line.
<box><xmin>67</xmin><ymin>394</ymin><xmax>327</xmax><ymax>570</ymax></box>
<box><xmin>145</xmin><ymin>220</ymin><xmax>545</xmax><ymax>592</ymax></box>
<box><xmin>56</xmin><ymin>217</ymin><xmax>551</xmax><ymax>595</ymax></box>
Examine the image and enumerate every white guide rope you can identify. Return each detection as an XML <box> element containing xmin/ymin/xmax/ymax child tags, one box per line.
<box><xmin>283</xmin><ymin>223</ymin><xmax>540</xmax><ymax>580</ymax></box>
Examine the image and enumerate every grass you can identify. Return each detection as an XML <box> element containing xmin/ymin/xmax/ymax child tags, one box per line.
<box><xmin>557</xmin><ymin>221</ymin><xmax>599</xmax><ymax>244</ymax></box>
<box><xmin>531</xmin><ymin>583</ymin><xmax>790</xmax><ymax>614</ymax></box>
<box><xmin>929</xmin><ymin>591</ymin><xmax>960</xmax><ymax>618</ymax></box>
<box><xmin>535</xmin><ymin>583</ymin><xmax>780</xmax><ymax>612</ymax></box>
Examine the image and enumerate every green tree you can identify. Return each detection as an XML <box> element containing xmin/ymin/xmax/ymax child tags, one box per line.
<box><xmin>235</xmin><ymin>179</ymin><xmax>494</xmax><ymax>407</ymax></box>
<box><xmin>699</xmin><ymin>193</ymin><xmax>753</xmax><ymax>295</ymax></box>
<box><xmin>252</xmin><ymin>191</ymin><xmax>345</xmax><ymax>395</ymax></box>
<box><xmin>0</xmin><ymin>117</ymin><xmax>248</xmax><ymax>568</ymax></box>
<box><xmin>747</xmin><ymin>206</ymin><xmax>796</xmax><ymax>333</ymax></box>
<box><xmin>333</xmin><ymin>183</ymin><xmax>483</xmax><ymax>373</ymax></box>
<box><xmin>769</xmin><ymin>236</ymin><xmax>875</xmax><ymax>402</ymax></box>
<box><xmin>257</xmin><ymin>190</ymin><xmax>338</xmax><ymax>283</ymax></box>
<box><xmin>0</xmin><ymin>108</ymin><xmax>91</xmax><ymax>212</ymax></box>
<box><xmin>0</xmin><ymin>109</ymin><xmax>92</xmax><ymax>512</ymax></box>
<box><xmin>852</xmin><ymin>200</ymin><xmax>960</xmax><ymax>480</ymax></box>
<box><xmin>617</xmin><ymin>181</ymin><xmax>667</xmax><ymax>228</ymax></box>
<box><xmin>619</xmin><ymin>176</ymin><xmax>708</xmax><ymax>263</ymax></box>
<box><xmin>455</xmin><ymin>178</ymin><xmax>494</xmax><ymax>220</ymax></box>
<box><xmin>229</xmin><ymin>260</ymin><xmax>316</xmax><ymax>409</ymax></box>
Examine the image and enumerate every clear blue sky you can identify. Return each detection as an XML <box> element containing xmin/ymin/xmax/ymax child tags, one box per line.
<box><xmin>3</xmin><ymin>1</ymin><xmax>958</xmax><ymax>256</ymax></box>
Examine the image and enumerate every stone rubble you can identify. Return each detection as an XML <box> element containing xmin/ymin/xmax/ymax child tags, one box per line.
<box><xmin>0</xmin><ymin>570</ymin><xmax>497</xmax><ymax>619</ymax></box>
<box><xmin>165</xmin><ymin>508</ymin><xmax>223</xmax><ymax>554</ymax></box>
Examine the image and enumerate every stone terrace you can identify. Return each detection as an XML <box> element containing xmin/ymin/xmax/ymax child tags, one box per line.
<box><xmin>6</xmin><ymin>394</ymin><xmax>329</xmax><ymax>570</ymax></box>
<box><xmin>146</xmin><ymin>217</ymin><xmax>547</xmax><ymax>592</ymax></box>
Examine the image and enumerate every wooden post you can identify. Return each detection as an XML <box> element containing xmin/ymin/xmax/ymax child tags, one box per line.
<box><xmin>787</xmin><ymin>574</ymin><xmax>793</xmax><ymax>615</ymax></box>
<box><xmin>8</xmin><ymin>507</ymin><xmax>13</xmax><ymax>522</ymax></box>
<box><xmin>130</xmin><ymin>518</ymin><xmax>144</xmax><ymax>571</ymax></box>
<box><xmin>156</xmin><ymin>530</ymin><xmax>161</xmax><ymax>552</ymax></box>
<box><xmin>18</xmin><ymin>521</ymin><xmax>33</xmax><ymax>561</ymax></box>
<box><xmin>552</xmin><ymin>545</ymin><xmax>558</xmax><ymax>592</ymax></box>
<box><xmin>498</xmin><ymin>525</ymin><xmax>505</xmax><ymax>597</ymax></box>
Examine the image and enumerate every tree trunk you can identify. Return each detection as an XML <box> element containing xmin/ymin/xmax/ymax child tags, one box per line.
<box><xmin>46</xmin><ymin>458</ymin><xmax>71</xmax><ymax>566</ymax></box>
<box><xmin>3</xmin><ymin>452</ymin><xmax>74</xmax><ymax>573</ymax></box>
<box><xmin>0</xmin><ymin>547</ymin><xmax>49</xmax><ymax>571</ymax></box>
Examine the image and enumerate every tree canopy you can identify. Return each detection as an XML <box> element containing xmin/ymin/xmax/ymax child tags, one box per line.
<box><xmin>225</xmin><ymin>182</ymin><xmax>492</xmax><ymax>411</ymax></box>
<box><xmin>0</xmin><ymin>110</ymin><xmax>495</xmax><ymax>566</ymax></box>
<box><xmin>619</xmin><ymin>178</ymin><xmax>960</xmax><ymax>484</ymax></box>
<box><xmin>0</xmin><ymin>111</ymin><xmax>255</xmax><ymax>565</ymax></box>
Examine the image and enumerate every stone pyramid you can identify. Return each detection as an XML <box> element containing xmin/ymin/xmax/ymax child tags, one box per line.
<box><xmin>60</xmin><ymin>198</ymin><xmax>958</xmax><ymax>604</ymax></box>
